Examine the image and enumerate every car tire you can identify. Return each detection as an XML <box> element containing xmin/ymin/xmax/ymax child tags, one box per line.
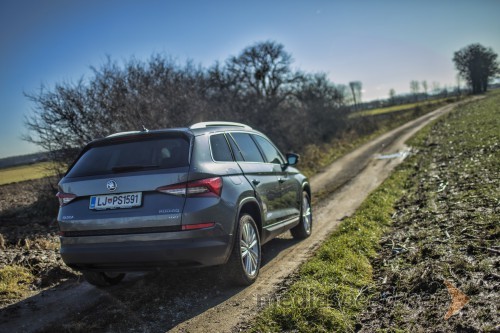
<box><xmin>291</xmin><ymin>191</ymin><xmax>312</xmax><ymax>239</ymax></box>
<box><xmin>83</xmin><ymin>271</ymin><xmax>125</xmax><ymax>287</ymax></box>
<box><xmin>226</xmin><ymin>214</ymin><xmax>261</xmax><ymax>286</ymax></box>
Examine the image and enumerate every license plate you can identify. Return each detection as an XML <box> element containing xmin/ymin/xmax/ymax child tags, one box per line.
<box><xmin>89</xmin><ymin>192</ymin><xmax>142</xmax><ymax>210</ymax></box>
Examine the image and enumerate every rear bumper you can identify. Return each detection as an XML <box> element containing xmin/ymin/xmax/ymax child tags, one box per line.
<box><xmin>60</xmin><ymin>224</ymin><xmax>232</xmax><ymax>271</ymax></box>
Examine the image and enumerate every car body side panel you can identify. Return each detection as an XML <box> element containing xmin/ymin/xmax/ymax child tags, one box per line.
<box><xmin>277</xmin><ymin>166</ymin><xmax>302</xmax><ymax>220</ymax></box>
<box><xmin>234</xmin><ymin>162</ymin><xmax>282</xmax><ymax>225</ymax></box>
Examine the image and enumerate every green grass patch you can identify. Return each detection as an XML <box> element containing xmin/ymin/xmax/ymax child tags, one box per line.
<box><xmin>351</xmin><ymin>97</ymin><xmax>451</xmax><ymax>118</ymax></box>
<box><xmin>0</xmin><ymin>161</ymin><xmax>59</xmax><ymax>186</ymax></box>
<box><xmin>0</xmin><ymin>265</ymin><xmax>35</xmax><ymax>303</ymax></box>
<box><xmin>249</xmin><ymin>153</ymin><xmax>414</xmax><ymax>332</ymax></box>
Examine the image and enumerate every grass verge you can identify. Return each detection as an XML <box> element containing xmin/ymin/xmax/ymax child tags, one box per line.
<box><xmin>249</xmin><ymin>145</ymin><xmax>414</xmax><ymax>332</ymax></box>
<box><xmin>248</xmin><ymin>92</ymin><xmax>498</xmax><ymax>332</ymax></box>
<box><xmin>351</xmin><ymin>97</ymin><xmax>452</xmax><ymax>117</ymax></box>
<box><xmin>0</xmin><ymin>265</ymin><xmax>35</xmax><ymax>304</ymax></box>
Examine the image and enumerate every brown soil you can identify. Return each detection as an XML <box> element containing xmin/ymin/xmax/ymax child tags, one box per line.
<box><xmin>357</xmin><ymin>97</ymin><xmax>499</xmax><ymax>332</ymax></box>
<box><xmin>0</xmin><ymin>178</ymin><xmax>78</xmax><ymax>306</ymax></box>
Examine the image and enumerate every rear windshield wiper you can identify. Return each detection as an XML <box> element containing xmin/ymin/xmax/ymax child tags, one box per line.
<box><xmin>111</xmin><ymin>164</ymin><xmax>159</xmax><ymax>173</ymax></box>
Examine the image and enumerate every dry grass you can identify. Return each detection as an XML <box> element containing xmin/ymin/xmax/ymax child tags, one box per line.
<box><xmin>20</xmin><ymin>237</ymin><xmax>60</xmax><ymax>251</ymax></box>
<box><xmin>0</xmin><ymin>265</ymin><xmax>35</xmax><ymax>304</ymax></box>
<box><xmin>0</xmin><ymin>162</ymin><xmax>59</xmax><ymax>186</ymax></box>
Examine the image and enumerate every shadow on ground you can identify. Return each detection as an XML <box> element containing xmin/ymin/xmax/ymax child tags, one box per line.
<box><xmin>0</xmin><ymin>234</ymin><xmax>300</xmax><ymax>333</ymax></box>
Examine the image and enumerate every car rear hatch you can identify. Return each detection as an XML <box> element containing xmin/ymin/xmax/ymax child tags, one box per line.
<box><xmin>57</xmin><ymin>131</ymin><xmax>192</xmax><ymax>235</ymax></box>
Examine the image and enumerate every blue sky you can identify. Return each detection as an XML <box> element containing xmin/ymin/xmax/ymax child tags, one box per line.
<box><xmin>1</xmin><ymin>0</ymin><xmax>499</xmax><ymax>158</ymax></box>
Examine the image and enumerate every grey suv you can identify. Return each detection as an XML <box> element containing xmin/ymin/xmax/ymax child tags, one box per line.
<box><xmin>57</xmin><ymin>122</ymin><xmax>312</xmax><ymax>286</ymax></box>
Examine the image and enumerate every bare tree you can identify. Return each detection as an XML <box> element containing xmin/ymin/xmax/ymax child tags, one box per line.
<box><xmin>421</xmin><ymin>80</ymin><xmax>428</xmax><ymax>99</ymax></box>
<box><xmin>225</xmin><ymin>41</ymin><xmax>300</xmax><ymax>100</ymax></box>
<box><xmin>23</xmin><ymin>41</ymin><xmax>360</xmax><ymax>172</ymax></box>
<box><xmin>24</xmin><ymin>56</ymin><xmax>210</xmax><ymax>166</ymax></box>
<box><xmin>432</xmin><ymin>81</ymin><xmax>441</xmax><ymax>95</ymax></box>
<box><xmin>389</xmin><ymin>88</ymin><xmax>396</xmax><ymax>105</ymax></box>
<box><xmin>215</xmin><ymin>41</ymin><xmax>307</xmax><ymax>137</ymax></box>
<box><xmin>349</xmin><ymin>81</ymin><xmax>362</xmax><ymax>110</ymax></box>
<box><xmin>456</xmin><ymin>74</ymin><xmax>462</xmax><ymax>96</ymax></box>
<box><xmin>410</xmin><ymin>80</ymin><xmax>420</xmax><ymax>101</ymax></box>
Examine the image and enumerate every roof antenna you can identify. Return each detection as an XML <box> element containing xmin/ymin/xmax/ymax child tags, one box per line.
<box><xmin>142</xmin><ymin>125</ymin><xmax>149</xmax><ymax>132</ymax></box>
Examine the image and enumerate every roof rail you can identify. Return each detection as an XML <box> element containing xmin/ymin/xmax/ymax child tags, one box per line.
<box><xmin>106</xmin><ymin>130</ymin><xmax>142</xmax><ymax>138</ymax></box>
<box><xmin>189</xmin><ymin>121</ymin><xmax>252</xmax><ymax>130</ymax></box>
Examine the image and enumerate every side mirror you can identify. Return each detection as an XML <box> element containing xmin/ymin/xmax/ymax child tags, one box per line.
<box><xmin>286</xmin><ymin>153</ymin><xmax>299</xmax><ymax>166</ymax></box>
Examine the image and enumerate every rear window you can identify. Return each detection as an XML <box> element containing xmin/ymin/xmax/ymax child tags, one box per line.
<box><xmin>67</xmin><ymin>137</ymin><xmax>190</xmax><ymax>178</ymax></box>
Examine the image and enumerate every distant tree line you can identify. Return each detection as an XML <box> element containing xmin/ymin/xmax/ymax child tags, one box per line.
<box><xmin>0</xmin><ymin>152</ymin><xmax>49</xmax><ymax>169</ymax></box>
<box><xmin>388</xmin><ymin>43</ymin><xmax>499</xmax><ymax>106</ymax></box>
<box><xmin>24</xmin><ymin>41</ymin><xmax>369</xmax><ymax>167</ymax></box>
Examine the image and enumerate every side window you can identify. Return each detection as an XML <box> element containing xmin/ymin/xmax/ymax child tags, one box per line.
<box><xmin>253</xmin><ymin>135</ymin><xmax>284</xmax><ymax>164</ymax></box>
<box><xmin>210</xmin><ymin>134</ymin><xmax>233</xmax><ymax>162</ymax></box>
<box><xmin>227</xmin><ymin>135</ymin><xmax>244</xmax><ymax>161</ymax></box>
<box><xmin>230</xmin><ymin>133</ymin><xmax>264</xmax><ymax>163</ymax></box>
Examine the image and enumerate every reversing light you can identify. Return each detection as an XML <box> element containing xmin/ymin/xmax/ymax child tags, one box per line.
<box><xmin>157</xmin><ymin>177</ymin><xmax>222</xmax><ymax>197</ymax></box>
<box><xmin>56</xmin><ymin>192</ymin><xmax>76</xmax><ymax>206</ymax></box>
<box><xmin>156</xmin><ymin>183</ymin><xmax>187</xmax><ymax>196</ymax></box>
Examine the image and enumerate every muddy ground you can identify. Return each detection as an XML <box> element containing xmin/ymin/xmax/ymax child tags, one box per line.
<box><xmin>0</xmin><ymin>178</ymin><xmax>77</xmax><ymax>303</ymax></box>
<box><xmin>358</xmin><ymin>96</ymin><xmax>499</xmax><ymax>332</ymax></box>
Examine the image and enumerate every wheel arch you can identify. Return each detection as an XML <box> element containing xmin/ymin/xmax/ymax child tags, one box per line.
<box><xmin>223</xmin><ymin>197</ymin><xmax>263</xmax><ymax>265</ymax></box>
<box><xmin>302</xmin><ymin>181</ymin><xmax>311</xmax><ymax>202</ymax></box>
<box><xmin>237</xmin><ymin>197</ymin><xmax>263</xmax><ymax>238</ymax></box>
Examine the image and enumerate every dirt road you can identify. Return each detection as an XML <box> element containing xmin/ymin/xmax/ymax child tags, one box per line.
<box><xmin>0</xmin><ymin>100</ymin><xmax>473</xmax><ymax>333</ymax></box>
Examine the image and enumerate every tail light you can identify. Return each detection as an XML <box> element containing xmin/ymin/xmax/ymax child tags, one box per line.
<box><xmin>56</xmin><ymin>192</ymin><xmax>77</xmax><ymax>206</ymax></box>
<box><xmin>157</xmin><ymin>177</ymin><xmax>222</xmax><ymax>197</ymax></box>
